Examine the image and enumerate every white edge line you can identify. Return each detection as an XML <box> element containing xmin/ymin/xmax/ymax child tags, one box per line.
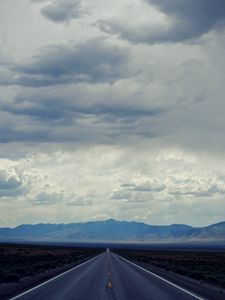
<box><xmin>9</xmin><ymin>253</ymin><xmax>104</xmax><ymax>300</ymax></box>
<box><xmin>116</xmin><ymin>254</ymin><xmax>205</xmax><ymax>300</ymax></box>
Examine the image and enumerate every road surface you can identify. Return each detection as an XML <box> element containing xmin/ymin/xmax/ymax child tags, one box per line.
<box><xmin>10</xmin><ymin>249</ymin><xmax>205</xmax><ymax>300</ymax></box>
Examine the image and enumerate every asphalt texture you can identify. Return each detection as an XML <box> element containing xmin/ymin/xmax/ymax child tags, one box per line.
<box><xmin>9</xmin><ymin>250</ymin><xmax>206</xmax><ymax>300</ymax></box>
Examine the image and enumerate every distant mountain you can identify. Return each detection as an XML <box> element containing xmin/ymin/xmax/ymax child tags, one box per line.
<box><xmin>0</xmin><ymin>219</ymin><xmax>225</xmax><ymax>242</ymax></box>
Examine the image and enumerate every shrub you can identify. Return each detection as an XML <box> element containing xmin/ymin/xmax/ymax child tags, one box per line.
<box><xmin>191</xmin><ymin>272</ymin><xmax>204</xmax><ymax>280</ymax></box>
<box><xmin>3</xmin><ymin>273</ymin><xmax>20</xmax><ymax>283</ymax></box>
<box><xmin>174</xmin><ymin>267</ymin><xmax>187</xmax><ymax>276</ymax></box>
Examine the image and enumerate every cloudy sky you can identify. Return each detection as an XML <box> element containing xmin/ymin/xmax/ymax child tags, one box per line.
<box><xmin>0</xmin><ymin>0</ymin><xmax>225</xmax><ymax>227</ymax></box>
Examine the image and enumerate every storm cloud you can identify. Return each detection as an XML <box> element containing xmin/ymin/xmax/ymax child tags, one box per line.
<box><xmin>40</xmin><ymin>0</ymin><xmax>84</xmax><ymax>23</ymax></box>
<box><xmin>99</xmin><ymin>0</ymin><xmax>225</xmax><ymax>43</ymax></box>
<box><xmin>8</xmin><ymin>38</ymin><xmax>130</xmax><ymax>87</ymax></box>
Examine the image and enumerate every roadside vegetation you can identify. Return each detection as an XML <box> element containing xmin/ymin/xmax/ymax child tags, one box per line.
<box><xmin>0</xmin><ymin>243</ymin><xmax>102</xmax><ymax>284</ymax></box>
<box><xmin>114</xmin><ymin>249</ymin><xmax>225</xmax><ymax>288</ymax></box>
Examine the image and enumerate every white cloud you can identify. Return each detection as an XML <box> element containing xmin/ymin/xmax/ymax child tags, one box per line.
<box><xmin>0</xmin><ymin>147</ymin><xmax>225</xmax><ymax>227</ymax></box>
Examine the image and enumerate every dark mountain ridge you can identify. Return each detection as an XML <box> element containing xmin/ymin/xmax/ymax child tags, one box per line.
<box><xmin>0</xmin><ymin>219</ymin><xmax>224</xmax><ymax>242</ymax></box>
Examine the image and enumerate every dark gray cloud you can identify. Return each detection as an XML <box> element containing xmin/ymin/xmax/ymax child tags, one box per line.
<box><xmin>66</xmin><ymin>196</ymin><xmax>93</xmax><ymax>206</ymax></box>
<box><xmin>110</xmin><ymin>190</ymin><xmax>130</xmax><ymax>200</ymax></box>
<box><xmin>0</xmin><ymin>38</ymin><xmax>129</xmax><ymax>88</ymax></box>
<box><xmin>0</xmin><ymin>80</ymin><xmax>163</xmax><ymax>144</ymax></box>
<box><xmin>0</xmin><ymin>114</ymin><xmax>53</xmax><ymax>143</ymax></box>
<box><xmin>40</xmin><ymin>0</ymin><xmax>84</xmax><ymax>23</ymax></box>
<box><xmin>32</xmin><ymin>192</ymin><xmax>61</xmax><ymax>205</ymax></box>
<box><xmin>100</xmin><ymin>0</ymin><xmax>225</xmax><ymax>43</ymax></box>
<box><xmin>121</xmin><ymin>182</ymin><xmax>166</xmax><ymax>192</ymax></box>
<box><xmin>0</xmin><ymin>107</ymin><xmax>162</xmax><ymax>144</ymax></box>
<box><xmin>120</xmin><ymin>183</ymin><xmax>136</xmax><ymax>188</ymax></box>
<box><xmin>132</xmin><ymin>183</ymin><xmax>166</xmax><ymax>192</ymax></box>
<box><xmin>33</xmin><ymin>192</ymin><xmax>93</xmax><ymax>206</ymax></box>
<box><xmin>149</xmin><ymin>0</ymin><xmax>225</xmax><ymax>39</ymax></box>
<box><xmin>109</xmin><ymin>181</ymin><xmax>166</xmax><ymax>204</ymax></box>
<box><xmin>3</xmin><ymin>91</ymin><xmax>162</xmax><ymax>121</ymax></box>
<box><xmin>110</xmin><ymin>189</ymin><xmax>150</xmax><ymax>203</ymax></box>
<box><xmin>170</xmin><ymin>184</ymin><xmax>225</xmax><ymax>198</ymax></box>
<box><xmin>11</xmin><ymin>38</ymin><xmax>129</xmax><ymax>87</ymax></box>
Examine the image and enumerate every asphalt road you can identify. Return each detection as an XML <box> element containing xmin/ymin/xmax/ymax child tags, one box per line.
<box><xmin>10</xmin><ymin>249</ymin><xmax>205</xmax><ymax>300</ymax></box>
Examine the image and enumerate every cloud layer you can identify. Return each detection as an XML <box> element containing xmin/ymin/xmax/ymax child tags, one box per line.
<box><xmin>1</xmin><ymin>38</ymin><xmax>129</xmax><ymax>87</ymax></box>
<box><xmin>1</xmin><ymin>148</ymin><xmax>225</xmax><ymax>227</ymax></box>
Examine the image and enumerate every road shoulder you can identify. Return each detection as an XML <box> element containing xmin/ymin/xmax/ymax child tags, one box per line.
<box><xmin>123</xmin><ymin>257</ymin><xmax>225</xmax><ymax>300</ymax></box>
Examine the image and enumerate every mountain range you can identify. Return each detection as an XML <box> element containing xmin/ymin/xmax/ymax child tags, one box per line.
<box><xmin>0</xmin><ymin>219</ymin><xmax>225</xmax><ymax>242</ymax></box>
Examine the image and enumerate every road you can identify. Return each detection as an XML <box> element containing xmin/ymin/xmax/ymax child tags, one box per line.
<box><xmin>10</xmin><ymin>249</ymin><xmax>205</xmax><ymax>300</ymax></box>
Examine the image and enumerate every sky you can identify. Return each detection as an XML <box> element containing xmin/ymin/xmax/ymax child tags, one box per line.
<box><xmin>0</xmin><ymin>0</ymin><xmax>225</xmax><ymax>227</ymax></box>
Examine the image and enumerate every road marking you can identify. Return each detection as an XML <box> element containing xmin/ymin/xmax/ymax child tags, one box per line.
<box><xmin>9</xmin><ymin>253</ymin><xmax>104</xmax><ymax>300</ymax></box>
<box><xmin>117</xmin><ymin>254</ymin><xmax>205</xmax><ymax>300</ymax></box>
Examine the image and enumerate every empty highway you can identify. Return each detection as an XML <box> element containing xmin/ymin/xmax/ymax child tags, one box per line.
<box><xmin>9</xmin><ymin>249</ymin><xmax>205</xmax><ymax>300</ymax></box>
